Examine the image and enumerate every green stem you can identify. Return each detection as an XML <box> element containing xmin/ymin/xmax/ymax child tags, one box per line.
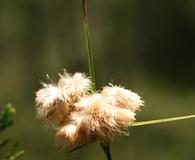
<box><xmin>100</xmin><ymin>142</ymin><xmax>112</xmax><ymax>160</ymax></box>
<box><xmin>82</xmin><ymin>0</ymin><xmax>111</xmax><ymax>159</ymax></box>
<box><xmin>131</xmin><ymin>114</ymin><xmax>195</xmax><ymax>127</ymax></box>
<box><xmin>82</xmin><ymin>0</ymin><xmax>96</xmax><ymax>91</ymax></box>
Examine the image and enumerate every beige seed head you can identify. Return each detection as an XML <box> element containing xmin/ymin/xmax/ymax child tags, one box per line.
<box><xmin>58</xmin><ymin>71</ymin><xmax>91</xmax><ymax>102</ymax></box>
<box><xmin>35</xmin><ymin>70</ymin><xmax>144</xmax><ymax>150</ymax></box>
<box><xmin>56</xmin><ymin>124</ymin><xmax>78</xmax><ymax>147</ymax></box>
<box><xmin>35</xmin><ymin>84</ymin><xmax>64</xmax><ymax>122</ymax></box>
<box><xmin>102</xmin><ymin>84</ymin><xmax>144</xmax><ymax>112</ymax></box>
<box><xmin>74</xmin><ymin>94</ymin><xmax>117</xmax><ymax>136</ymax></box>
<box><xmin>35</xmin><ymin>71</ymin><xmax>91</xmax><ymax>125</ymax></box>
<box><xmin>61</xmin><ymin>93</ymin><xmax>139</xmax><ymax>147</ymax></box>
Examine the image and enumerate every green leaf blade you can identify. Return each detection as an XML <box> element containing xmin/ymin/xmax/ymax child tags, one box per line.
<box><xmin>131</xmin><ymin>114</ymin><xmax>195</xmax><ymax>127</ymax></box>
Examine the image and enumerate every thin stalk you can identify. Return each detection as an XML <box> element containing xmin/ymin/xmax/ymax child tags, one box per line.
<box><xmin>82</xmin><ymin>0</ymin><xmax>111</xmax><ymax>159</ymax></box>
<box><xmin>82</xmin><ymin>0</ymin><xmax>96</xmax><ymax>91</ymax></box>
<box><xmin>100</xmin><ymin>142</ymin><xmax>112</xmax><ymax>160</ymax></box>
<box><xmin>131</xmin><ymin>114</ymin><xmax>195</xmax><ymax>127</ymax></box>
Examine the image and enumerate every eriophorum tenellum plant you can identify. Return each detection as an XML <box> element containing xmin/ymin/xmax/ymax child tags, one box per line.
<box><xmin>35</xmin><ymin>0</ymin><xmax>195</xmax><ymax>159</ymax></box>
<box><xmin>36</xmin><ymin>71</ymin><xmax>144</xmax><ymax>150</ymax></box>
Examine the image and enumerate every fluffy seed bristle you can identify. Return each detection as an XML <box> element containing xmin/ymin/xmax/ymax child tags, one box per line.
<box><xmin>74</xmin><ymin>94</ymin><xmax>117</xmax><ymax>135</ymax></box>
<box><xmin>102</xmin><ymin>84</ymin><xmax>144</xmax><ymax>112</ymax></box>
<box><xmin>35</xmin><ymin>84</ymin><xmax>64</xmax><ymax>121</ymax></box>
<box><xmin>67</xmin><ymin>93</ymin><xmax>138</xmax><ymax>145</ymax></box>
<box><xmin>35</xmin><ymin>70</ymin><xmax>144</xmax><ymax>150</ymax></box>
<box><xmin>35</xmin><ymin>71</ymin><xmax>91</xmax><ymax>125</ymax></box>
<box><xmin>58</xmin><ymin>71</ymin><xmax>91</xmax><ymax>102</ymax></box>
<box><xmin>56</xmin><ymin>124</ymin><xmax>78</xmax><ymax>147</ymax></box>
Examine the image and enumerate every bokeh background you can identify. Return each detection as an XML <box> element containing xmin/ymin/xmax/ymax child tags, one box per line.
<box><xmin>0</xmin><ymin>0</ymin><xmax>195</xmax><ymax>159</ymax></box>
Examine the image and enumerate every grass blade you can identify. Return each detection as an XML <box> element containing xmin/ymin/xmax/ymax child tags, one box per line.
<box><xmin>82</xmin><ymin>0</ymin><xmax>96</xmax><ymax>91</ymax></box>
<box><xmin>131</xmin><ymin>114</ymin><xmax>195</xmax><ymax>127</ymax></box>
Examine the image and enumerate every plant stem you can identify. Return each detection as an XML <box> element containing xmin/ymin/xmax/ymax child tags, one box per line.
<box><xmin>131</xmin><ymin>114</ymin><xmax>195</xmax><ymax>127</ymax></box>
<box><xmin>100</xmin><ymin>142</ymin><xmax>112</xmax><ymax>160</ymax></box>
<box><xmin>82</xmin><ymin>0</ymin><xmax>96</xmax><ymax>91</ymax></box>
<box><xmin>82</xmin><ymin>1</ymin><xmax>111</xmax><ymax>159</ymax></box>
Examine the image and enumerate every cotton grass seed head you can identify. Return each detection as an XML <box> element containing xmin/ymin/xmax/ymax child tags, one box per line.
<box><xmin>35</xmin><ymin>83</ymin><xmax>73</xmax><ymax>124</ymax></box>
<box><xmin>57</xmin><ymin>92</ymin><xmax>142</xmax><ymax>148</ymax></box>
<box><xmin>74</xmin><ymin>93</ymin><xmax>138</xmax><ymax>140</ymax></box>
<box><xmin>35</xmin><ymin>84</ymin><xmax>65</xmax><ymax>123</ymax></box>
<box><xmin>58</xmin><ymin>71</ymin><xmax>91</xmax><ymax>102</ymax></box>
<box><xmin>56</xmin><ymin>124</ymin><xmax>79</xmax><ymax>148</ymax></box>
<box><xmin>74</xmin><ymin>93</ymin><xmax>118</xmax><ymax>137</ymax></box>
<box><xmin>35</xmin><ymin>70</ymin><xmax>144</xmax><ymax>150</ymax></box>
<box><xmin>102</xmin><ymin>84</ymin><xmax>144</xmax><ymax>112</ymax></box>
<box><xmin>35</xmin><ymin>71</ymin><xmax>91</xmax><ymax>125</ymax></box>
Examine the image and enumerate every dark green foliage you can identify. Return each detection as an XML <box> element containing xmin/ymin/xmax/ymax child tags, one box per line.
<box><xmin>0</xmin><ymin>103</ymin><xmax>15</xmax><ymax>133</ymax></box>
<box><xmin>0</xmin><ymin>104</ymin><xmax>25</xmax><ymax>160</ymax></box>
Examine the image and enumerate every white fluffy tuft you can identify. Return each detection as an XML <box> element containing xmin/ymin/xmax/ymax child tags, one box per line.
<box><xmin>35</xmin><ymin>70</ymin><xmax>144</xmax><ymax>149</ymax></box>
<box><xmin>58</xmin><ymin>71</ymin><xmax>91</xmax><ymax>102</ymax></box>
<box><xmin>102</xmin><ymin>85</ymin><xmax>144</xmax><ymax>112</ymax></box>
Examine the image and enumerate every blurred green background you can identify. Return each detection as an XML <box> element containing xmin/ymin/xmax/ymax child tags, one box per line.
<box><xmin>0</xmin><ymin>0</ymin><xmax>195</xmax><ymax>160</ymax></box>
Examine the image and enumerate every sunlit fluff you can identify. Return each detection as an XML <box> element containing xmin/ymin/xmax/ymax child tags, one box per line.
<box><xmin>58</xmin><ymin>71</ymin><xmax>91</xmax><ymax>102</ymax></box>
<box><xmin>35</xmin><ymin>84</ymin><xmax>64</xmax><ymax>122</ymax></box>
<box><xmin>35</xmin><ymin>71</ymin><xmax>91</xmax><ymax>124</ymax></box>
<box><xmin>35</xmin><ymin>70</ymin><xmax>144</xmax><ymax>150</ymax></box>
<box><xmin>102</xmin><ymin>84</ymin><xmax>144</xmax><ymax>112</ymax></box>
<box><xmin>56</xmin><ymin>93</ymin><xmax>139</xmax><ymax>149</ymax></box>
<box><xmin>56</xmin><ymin>124</ymin><xmax>78</xmax><ymax>147</ymax></box>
